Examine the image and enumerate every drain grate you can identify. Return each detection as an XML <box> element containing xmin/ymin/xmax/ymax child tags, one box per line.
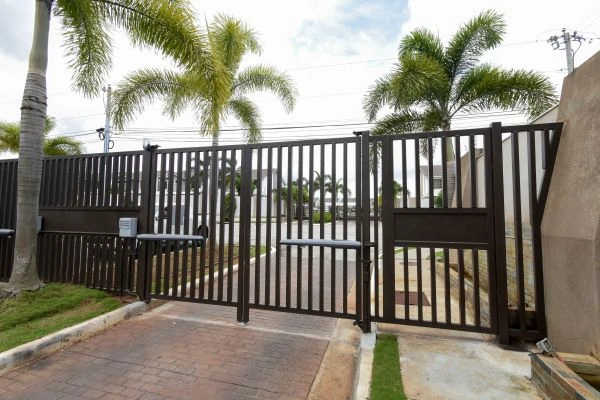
<box><xmin>395</xmin><ymin>291</ymin><xmax>430</xmax><ymax>306</ymax></box>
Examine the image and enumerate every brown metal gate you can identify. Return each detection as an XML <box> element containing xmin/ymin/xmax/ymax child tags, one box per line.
<box><xmin>0</xmin><ymin>122</ymin><xmax>562</xmax><ymax>342</ymax></box>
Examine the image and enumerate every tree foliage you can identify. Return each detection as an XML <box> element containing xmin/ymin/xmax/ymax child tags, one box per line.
<box><xmin>363</xmin><ymin>10</ymin><xmax>557</xmax><ymax>142</ymax></box>
<box><xmin>111</xmin><ymin>13</ymin><xmax>298</xmax><ymax>144</ymax></box>
<box><xmin>0</xmin><ymin>117</ymin><xmax>83</xmax><ymax>156</ymax></box>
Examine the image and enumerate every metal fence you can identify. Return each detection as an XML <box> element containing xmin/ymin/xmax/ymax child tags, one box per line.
<box><xmin>0</xmin><ymin>122</ymin><xmax>562</xmax><ymax>342</ymax></box>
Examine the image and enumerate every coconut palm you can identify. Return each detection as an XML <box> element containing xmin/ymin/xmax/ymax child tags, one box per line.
<box><xmin>5</xmin><ymin>0</ymin><xmax>225</xmax><ymax>294</ymax></box>
<box><xmin>363</xmin><ymin>10</ymin><xmax>557</xmax><ymax>158</ymax></box>
<box><xmin>0</xmin><ymin>117</ymin><xmax>83</xmax><ymax>156</ymax></box>
<box><xmin>111</xmin><ymin>13</ymin><xmax>298</xmax><ymax>145</ymax></box>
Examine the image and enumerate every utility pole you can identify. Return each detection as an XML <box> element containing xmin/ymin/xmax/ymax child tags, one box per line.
<box><xmin>548</xmin><ymin>29</ymin><xmax>587</xmax><ymax>73</ymax></box>
<box><xmin>103</xmin><ymin>85</ymin><xmax>112</xmax><ymax>153</ymax></box>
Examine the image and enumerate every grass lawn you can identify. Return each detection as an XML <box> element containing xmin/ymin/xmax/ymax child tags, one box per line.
<box><xmin>0</xmin><ymin>284</ymin><xmax>121</xmax><ymax>353</ymax></box>
<box><xmin>370</xmin><ymin>333</ymin><xmax>406</xmax><ymax>400</ymax></box>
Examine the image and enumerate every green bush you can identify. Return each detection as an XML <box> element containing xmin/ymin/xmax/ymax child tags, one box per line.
<box><xmin>223</xmin><ymin>193</ymin><xmax>237</xmax><ymax>222</ymax></box>
<box><xmin>312</xmin><ymin>212</ymin><xmax>332</xmax><ymax>224</ymax></box>
<box><xmin>434</xmin><ymin>191</ymin><xmax>443</xmax><ymax>208</ymax></box>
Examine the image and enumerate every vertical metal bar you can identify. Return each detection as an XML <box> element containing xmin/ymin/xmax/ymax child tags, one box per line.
<box><xmin>417</xmin><ymin>247</ymin><xmax>423</xmax><ymax>322</ymax></box>
<box><xmin>218</xmin><ymin>153</ymin><xmax>227</xmax><ymax>301</ymax></box>
<box><xmin>430</xmin><ymin>246</ymin><xmax>437</xmax><ymax>323</ymax></box>
<box><xmin>296</xmin><ymin>145</ymin><xmax>303</xmax><ymax>309</ymax></box>
<box><xmin>118</xmin><ymin>155</ymin><xmax>126</xmax><ymax>207</ymax></box>
<box><xmin>308</xmin><ymin>145</ymin><xmax>314</xmax><ymax>310</ymax></box>
<box><xmin>458</xmin><ymin>249</ymin><xmax>466</xmax><ymax>325</ymax></box>
<box><xmin>342</xmin><ymin>142</ymin><xmax>348</xmax><ymax>315</ymax></box>
<box><xmin>110</xmin><ymin>156</ymin><xmax>118</xmax><ymax>207</ymax></box>
<box><xmin>441</xmin><ymin>138</ymin><xmax>448</xmax><ymax>208</ymax></box>
<box><xmin>124</xmin><ymin>154</ymin><xmax>133</xmax><ymax>207</ymax></box>
<box><xmin>155</xmin><ymin>154</ymin><xmax>166</xmax><ymax>294</ymax></box>
<box><xmin>473</xmin><ymin>250</ymin><xmax>481</xmax><ymax>327</ymax></box>
<box><xmin>360</xmin><ymin>132</ymin><xmax>372</xmax><ymax>332</ymax></box>
<box><xmin>137</xmin><ymin>146</ymin><xmax>157</xmax><ymax>301</ymax></box>
<box><xmin>133</xmin><ymin>154</ymin><xmax>140</xmax><ymax>207</ymax></box>
<box><xmin>286</xmin><ymin>145</ymin><xmax>293</xmax><ymax>309</ymax></box>
<box><xmin>255</xmin><ymin>148</ymin><xmax>263</xmax><ymax>306</ymax></box>
<box><xmin>208</xmin><ymin>150</ymin><xmax>218</xmax><ymax>300</ymax></box>
<box><xmin>444</xmin><ymin>247</ymin><xmax>451</xmax><ymax>324</ymax></box>
<box><xmin>265</xmin><ymin>147</ymin><xmax>273</xmax><ymax>306</ymax></box>
<box><xmin>227</xmin><ymin>150</ymin><xmax>236</xmax><ymax>303</ymax></box>
<box><xmin>455</xmin><ymin>135</ymin><xmax>462</xmax><ymax>208</ymax></box>
<box><xmin>172</xmin><ymin>153</ymin><xmax>184</xmax><ymax>296</ymax></box>
<box><xmin>355</xmin><ymin>135</ymin><xmax>362</xmax><ymax>322</ymax></box>
<box><xmin>182</xmin><ymin>152</ymin><xmax>192</xmax><ymax>298</ymax></box>
<box><xmin>511</xmin><ymin>131</ymin><xmax>526</xmax><ymax>332</ymax></box>
<box><xmin>199</xmin><ymin>150</ymin><xmax>209</xmax><ymax>300</ymax></box>
<box><xmin>237</xmin><ymin>145</ymin><xmax>252</xmax><ymax>323</ymax></box>
<box><xmin>469</xmin><ymin>135</ymin><xmax>477</xmax><ymax>208</ymax></box>
<box><xmin>381</xmin><ymin>136</ymin><xmax>395</xmax><ymax>321</ymax></box>
<box><xmin>319</xmin><ymin>143</ymin><xmax>325</xmax><ymax>311</ymax></box>
<box><xmin>275</xmin><ymin>146</ymin><xmax>283</xmax><ymax>307</ymax></box>
<box><xmin>404</xmin><ymin>246</ymin><xmax>409</xmax><ymax>319</ymax></box>
<box><xmin>490</xmin><ymin>122</ymin><xmax>509</xmax><ymax>343</ymax></box>
<box><xmin>415</xmin><ymin>140</ymin><xmax>423</xmax><ymax>321</ymax></box>
<box><xmin>401</xmin><ymin>140</ymin><xmax>407</xmax><ymax>207</ymax></box>
<box><xmin>428</xmin><ymin>138</ymin><xmax>434</xmax><ymax>208</ymax></box>
<box><xmin>330</xmin><ymin>143</ymin><xmax>336</xmax><ymax>312</ymax></box>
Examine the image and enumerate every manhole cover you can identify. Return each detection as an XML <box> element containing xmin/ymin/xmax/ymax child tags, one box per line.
<box><xmin>395</xmin><ymin>291</ymin><xmax>430</xmax><ymax>306</ymax></box>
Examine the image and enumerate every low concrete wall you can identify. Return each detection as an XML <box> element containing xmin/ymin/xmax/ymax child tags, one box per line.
<box><xmin>541</xmin><ymin>51</ymin><xmax>600</xmax><ymax>358</ymax></box>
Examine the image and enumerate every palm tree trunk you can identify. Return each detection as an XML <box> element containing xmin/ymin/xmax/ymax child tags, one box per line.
<box><xmin>7</xmin><ymin>0</ymin><xmax>51</xmax><ymax>292</ymax></box>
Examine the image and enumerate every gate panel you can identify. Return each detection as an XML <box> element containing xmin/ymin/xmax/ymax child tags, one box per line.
<box><xmin>374</xmin><ymin>129</ymin><xmax>500</xmax><ymax>334</ymax></box>
<box><xmin>146</xmin><ymin>146</ymin><xmax>244</xmax><ymax>309</ymax></box>
<box><xmin>36</xmin><ymin>152</ymin><xmax>144</xmax><ymax>293</ymax></box>
<box><xmin>244</xmin><ymin>137</ymin><xmax>363</xmax><ymax>321</ymax></box>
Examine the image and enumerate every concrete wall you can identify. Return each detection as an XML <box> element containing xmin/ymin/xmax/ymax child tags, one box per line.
<box><xmin>542</xmin><ymin>51</ymin><xmax>600</xmax><ymax>358</ymax></box>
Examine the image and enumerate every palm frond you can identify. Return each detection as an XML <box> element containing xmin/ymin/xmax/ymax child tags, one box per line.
<box><xmin>399</xmin><ymin>28</ymin><xmax>445</xmax><ymax>66</ymax></box>
<box><xmin>232</xmin><ymin>65</ymin><xmax>297</xmax><ymax>112</ymax></box>
<box><xmin>0</xmin><ymin>121</ymin><xmax>21</xmax><ymax>153</ymax></box>
<box><xmin>210</xmin><ymin>13</ymin><xmax>261</xmax><ymax>72</ymax></box>
<box><xmin>445</xmin><ymin>9</ymin><xmax>505</xmax><ymax>80</ymax></box>
<box><xmin>363</xmin><ymin>74</ymin><xmax>394</xmax><ymax>122</ymax></box>
<box><xmin>370</xmin><ymin>110</ymin><xmax>424</xmax><ymax>136</ymax></box>
<box><xmin>228</xmin><ymin>96</ymin><xmax>262</xmax><ymax>143</ymax></box>
<box><xmin>54</xmin><ymin>0</ymin><xmax>111</xmax><ymax>97</ymax></box>
<box><xmin>111</xmin><ymin>68</ymin><xmax>196</xmax><ymax>130</ymax></box>
<box><xmin>43</xmin><ymin>136</ymin><xmax>84</xmax><ymax>156</ymax></box>
<box><xmin>453</xmin><ymin>66</ymin><xmax>557</xmax><ymax>118</ymax></box>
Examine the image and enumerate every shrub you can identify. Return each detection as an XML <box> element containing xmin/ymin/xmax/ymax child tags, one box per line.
<box><xmin>312</xmin><ymin>212</ymin><xmax>332</xmax><ymax>224</ymax></box>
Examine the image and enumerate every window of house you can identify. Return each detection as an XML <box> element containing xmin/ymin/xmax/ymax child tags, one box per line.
<box><xmin>433</xmin><ymin>178</ymin><xmax>442</xmax><ymax>189</ymax></box>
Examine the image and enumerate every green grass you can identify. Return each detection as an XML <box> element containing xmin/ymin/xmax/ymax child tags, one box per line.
<box><xmin>0</xmin><ymin>284</ymin><xmax>121</xmax><ymax>352</ymax></box>
<box><xmin>370</xmin><ymin>333</ymin><xmax>406</xmax><ymax>400</ymax></box>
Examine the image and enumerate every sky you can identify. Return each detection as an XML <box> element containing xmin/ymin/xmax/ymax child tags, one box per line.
<box><xmin>0</xmin><ymin>0</ymin><xmax>599</xmax><ymax>156</ymax></box>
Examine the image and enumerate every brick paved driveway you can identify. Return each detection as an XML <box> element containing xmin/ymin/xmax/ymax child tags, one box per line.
<box><xmin>1</xmin><ymin>302</ymin><xmax>337</xmax><ymax>400</ymax></box>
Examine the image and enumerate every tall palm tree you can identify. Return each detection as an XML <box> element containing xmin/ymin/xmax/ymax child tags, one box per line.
<box><xmin>363</xmin><ymin>10</ymin><xmax>557</xmax><ymax>158</ymax></box>
<box><xmin>4</xmin><ymin>0</ymin><xmax>225</xmax><ymax>294</ymax></box>
<box><xmin>111</xmin><ymin>13</ymin><xmax>298</xmax><ymax>145</ymax></box>
<box><xmin>0</xmin><ymin>117</ymin><xmax>83</xmax><ymax>156</ymax></box>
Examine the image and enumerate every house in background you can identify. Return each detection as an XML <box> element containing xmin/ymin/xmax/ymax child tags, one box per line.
<box><xmin>417</xmin><ymin>163</ymin><xmax>457</xmax><ymax>208</ymax></box>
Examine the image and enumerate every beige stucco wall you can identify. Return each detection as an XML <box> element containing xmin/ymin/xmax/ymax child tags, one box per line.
<box><xmin>541</xmin><ymin>51</ymin><xmax>600</xmax><ymax>358</ymax></box>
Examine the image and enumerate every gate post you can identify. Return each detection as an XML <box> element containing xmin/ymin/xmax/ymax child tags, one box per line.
<box><xmin>137</xmin><ymin>145</ymin><xmax>158</xmax><ymax>301</ymax></box>
<box><xmin>490</xmin><ymin>122</ymin><xmax>510</xmax><ymax>344</ymax></box>
<box><xmin>237</xmin><ymin>145</ymin><xmax>252</xmax><ymax>323</ymax></box>
<box><xmin>360</xmin><ymin>132</ymin><xmax>372</xmax><ymax>332</ymax></box>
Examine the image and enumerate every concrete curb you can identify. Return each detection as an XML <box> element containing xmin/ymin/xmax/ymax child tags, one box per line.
<box><xmin>353</xmin><ymin>324</ymin><xmax>377</xmax><ymax>400</ymax></box>
<box><xmin>0</xmin><ymin>300</ymin><xmax>148</xmax><ymax>376</ymax></box>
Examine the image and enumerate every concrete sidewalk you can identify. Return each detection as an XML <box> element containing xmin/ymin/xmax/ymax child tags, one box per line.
<box><xmin>379</xmin><ymin>323</ymin><xmax>541</xmax><ymax>400</ymax></box>
<box><xmin>0</xmin><ymin>302</ymin><xmax>346</xmax><ymax>400</ymax></box>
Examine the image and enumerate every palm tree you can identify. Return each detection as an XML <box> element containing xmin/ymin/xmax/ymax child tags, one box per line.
<box><xmin>363</xmin><ymin>10</ymin><xmax>557</xmax><ymax>158</ymax></box>
<box><xmin>4</xmin><ymin>0</ymin><xmax>225</xmax><ymax>294</ymax></box>
<box><xmin>0</xmin><ymin>117</ymin><xmax>83</xmax><ymax>156</ymax></box>
<box><xmin>111</xmin><ymin>13</ymin><xmax>298</xmax><ymax>145</ymax></box>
